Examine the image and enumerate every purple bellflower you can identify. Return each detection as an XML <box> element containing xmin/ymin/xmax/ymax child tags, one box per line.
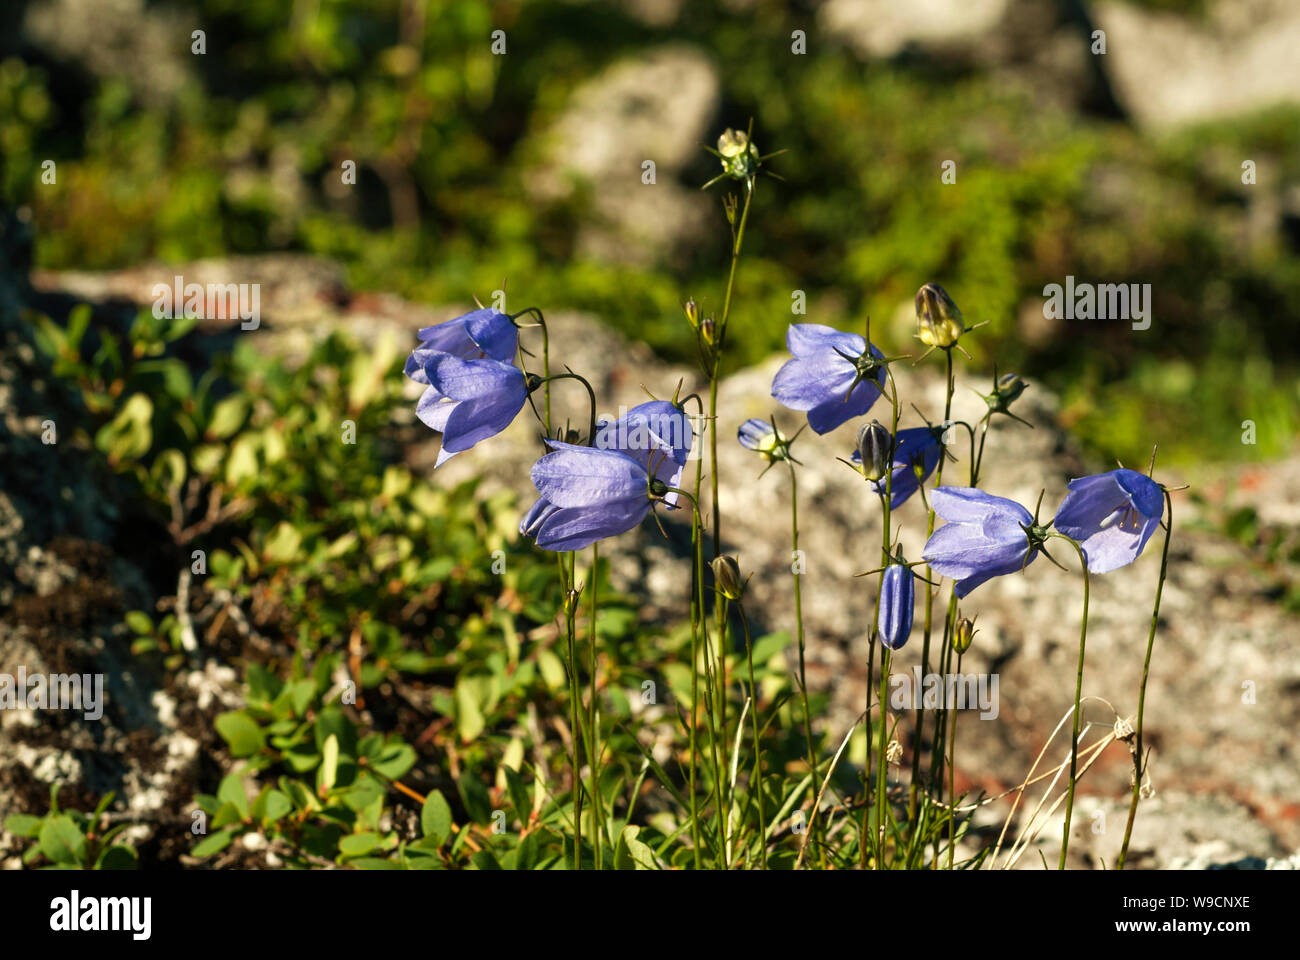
<box><xmin>923</xmin><ymin>487</ymin><xmax>1046</xmax><ymax>597</ymax></box>
<box><xmin>1052</xmin><ymin>468</ymin><xmax>1164</xmax><ymax>573</ymax></box>
<box><xmin>771</xmin><ymin>324</ymin><xmax>886</xmax><ymax>435</ymax></box>
<box><xmin>522</xmin><ymin>444</ymin><xmax>661</xmax><ymax>552</ymax></box>
<box><xmin>405</xmin><ymin>307</ymin><xmax>518</xmax><ymax>380</ymax></box>
<box><xmin>417</xmin><ymin>353</ymin><xmax>529</xmax><ymax>467</ymax></box>
<box><xmin>522</xmin><ymin>401</ymin><xmax>694</xmax><ymax>551</ymax></box>
<box><xmin>851</xmin><ymin>426</ymin><xmax>944</xmax><ymax>509</ymax></box>
<box><xmin>876</xmin><ymin>560</ymin><xmax>915</xmax><ymax>650</ymax></box>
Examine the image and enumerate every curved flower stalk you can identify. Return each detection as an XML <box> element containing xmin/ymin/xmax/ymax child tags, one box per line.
<box><xmin>922</xmin><ymin>487</ymin><xmax>1047</xmax><ymax>597</ymax></box>
<box><xmin>1053</xmin><ymin>468</ymin><xmax>1164</xmax><ymax>573</ymax></box>
<box><xmin>771</xmin><ymin>323</ymin><xmax>888</xmax><ymax>434</ymax></box>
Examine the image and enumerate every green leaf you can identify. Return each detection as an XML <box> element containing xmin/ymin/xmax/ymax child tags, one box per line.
<box><xmin>38</xmin><ymin>815</ymin><xmax>86</xmax><ymax>866</ymax></box>
<box><xmin>455</xmin><ymin>677</ymin><xmax>486</xmax><ymax>742</ymax></box>
<box><xmin>536</xmin><ymin>649</ymin><xmax>566</xmax><ymax>690</ymax></box>
<box><xmin>191</xmin><ymin>829</ymin><xmax>235</xmax><ymax>859</ymax></box>
<box><xmin>457</xmin><ymin>774</ymin><xmax>492</xmax><ymax>826</ymax></box>
<box><xmin>225</xmin><ymin>433</ymin><xmax>259</xmax><ymax>486</ymax></box>
<box><xmin>4</xmin><ymin>814</ymin><xmax>44</xmax><ymax>838</ymax></box>
<box><xmin>65</xmin><ymin>303</ymin><xmax>92</xmax><ymax>350</ymax></box>
<box><xmin>420</xmin><ymin>790</ymin><xmax>452</xmax><ymax>846</ymax></box>
<box><xmin>615</xmin><ymin>825</ymin><xmax>657</xmax><ymax>870</ymax></box>
<box><xmin>215</xmin><ymin>711</ymin><xmax>265</xmax><ymax>758</ymax></box>
<box><xmin>320</xmin><ymin>733</ymin><xmax>340</xmax><ymax>795</ymax></box>
<box><xmin>338</xmin><ymin>832</ymin><xmax>383</xmax><ymax>857</ymax></box>
<box><xmin>95</xmin><ymin>844</ymin><xmax>138</xmax><ymax>870</ymax></box>
<box><xmin>95</xmin><ymin>393</ymin><xmax>154</xmax><ymax>463</ymax></box>
<box><xmin>217</xmin><ymin>771</ymin><xmax>251</xmax><ymax>819</ymax></box>
<box><xmin>124</xmin><ymin>610</ymin><xmax>154</xmax><ymax>636</ymax></box>
<box><xmin>207</xmin><ymin>394</ymin><xmax>250</xmax><ymax>439</ymax></box>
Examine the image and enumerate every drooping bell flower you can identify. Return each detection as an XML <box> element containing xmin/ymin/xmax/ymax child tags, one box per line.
<box><xmin>923</xmin><ymin>487</ymin><xmax>1046</xmax><ymax>597</ymax></box>
<box><xmin>593</xmin><ymin>400</ymin><xmax>693</xmax><ymax>508</ymax></box>
<box><xmin>417</xmin><ymin>353</ymin><xmax>529</xmax><ymax>467</ymax></box>
<box><xmin>852</xmin><ymin>425</ymin><xmax>944</xmax><ymax>509</ymax></box>
<box><xmin>771</xmin><ymin>323</ymin><xmax>886</xmax><ymax>435</ymax></box>
<box><xmin>523</xmin><ymin>444</ymin><xmax>659</xmax><ymax>552</ymax></box>
<box><xmin>1052</xmin><ymin>468</ymin><xmax>1163</xmax><ymax>573</ymax></box>
<box><xmin>404</xmin><ymin>307</ymin><xmax>518</xmax><ymax>383</ymax></box>
<box><xmin>522</xmin><ymin>401</ymin><xmax>693</xmax><ymax>549</ymax></box>
<box><xmin>876</xmin><ymin>560</ymin><xmax>915</xmax><ymax>650</ymax></box>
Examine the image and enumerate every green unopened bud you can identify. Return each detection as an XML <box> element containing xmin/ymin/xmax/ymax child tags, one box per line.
<box><xmin>856</xmin><ymin>420</ymin><xmax>891</xmax><ymax>481</ymax></box>
<box><xmin>915</xmin><ymin>283</ymin><xmax>964</xmax><ymax>349</ymax></box>
<box><xmin>700</xmin><ymin>315</ymin><xmax>716</xmax><ymax>344</ymax></box>
<box><xmin>995</xmin><ymin>373</ymin><xmax>1026</xmax><ymax>406</ymax></box>
<box><xmin>953</xmin><ymin>615</ymin><xmax>977</xmax><ymax>654</ymax></box>
<box><xmin>717</xmin><ymin>128</ymin><xmax>760</xmax><ymax>180</ymax></box>
<box><xmin>711</xmin><ymin>555</ymin><xmax>745</xmax><ymax>601</ymax></box>
<box><xmin>982</xmin><ymin>372</ymin><xmax>1029</xmax><ymax>418</ymax></box>
<box><xmin>684</xmin><ymin>298</ymin><xmax>699</xmax><ymax>329</ymax></box>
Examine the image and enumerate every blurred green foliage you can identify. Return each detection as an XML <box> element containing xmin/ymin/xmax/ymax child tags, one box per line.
<box><xmin>5</xmin><ymin>0</ymin><xmax>1299</xmax><ymax>464</ymax></box>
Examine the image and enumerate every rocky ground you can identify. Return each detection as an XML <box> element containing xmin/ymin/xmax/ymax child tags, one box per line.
<box><xmin>6</xmin><ymin>247</ymin><xmax>1297</xmax><ymax>868</ymax></box>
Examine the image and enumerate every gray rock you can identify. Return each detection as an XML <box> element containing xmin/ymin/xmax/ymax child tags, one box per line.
<box><xmin>1094</xmin><ymin>0</ymin><xmax>1300</xmax><ymax>128</ymax></box>
<box><xmin>528</xmin><ymin>46</ymin><xmax>720</xmax><ymax>265</ymax></box>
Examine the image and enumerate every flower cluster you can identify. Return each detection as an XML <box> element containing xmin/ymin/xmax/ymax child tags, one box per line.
<box><xmin>405</xmin><ymin>309</ymin><xmax>694</xmax><ymax>553</ymax></box>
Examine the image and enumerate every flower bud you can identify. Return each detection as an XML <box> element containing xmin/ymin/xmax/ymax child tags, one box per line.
<box><xmin>684</xmin><ymin>298</ymin><xmax>699</xmax><ymax>329</ymax></box>
<box><xmin>855</xmin><ymin>420</ymin><xmax>891</xmax><ymax>481</ymax></box>
<box><xmin>953</xmin><ymin>615</ymin><xmax>976</xmax><ymax>655</ymax></box>
<box><xmin>711</xmin><ymin>555</ymin><xmax>745</xmax><ymax>601</ymax></box>
<box><xmin>876</xmin><ymin>561</ymin><xmax>915</xmax><ymax>651</ymax></box>
<box><xmin>700</xmin><ymin>315</ymin><xmax>716</xmax><ymax>344</ymax></box>
<box><xmin>982</xmin><ymin>373</ymin><xmax>1028</xmax><ymax>417</ymax></box>
<box><xmin>996</xmin><ymin>373</ymin><xmax>1026</xmax><ymax>405</ymax></box>
<box><xmin>717</xmin><ymin>128</ymin><xmax>750</xmax><ymax>158</ymax></box>
<box><xmin>717</xmin><ymin>128</ymin><xmax>760</xmax><ymax>180</ymax></box>
<box><xmin>915</xmin><ymin>283</ymin><xmax>964</xmax><ymax>349</ymax></box>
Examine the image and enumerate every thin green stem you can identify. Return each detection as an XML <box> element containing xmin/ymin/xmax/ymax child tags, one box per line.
<box><xmin>1118</xmin><ymin>491</ymin><xmax>1174</xmax><ymax>870</ymax></box>
<box><xmin>788</xmin><ymin>460</ymin><xmax>818</xmax><ymax>866</ymax></box>
<box><xmin>910</xmin><ymin>349</ymin><xmax>954</xmax><ymax>825</ymax></box>
<box><xmin>587</xmin><ymin>543</ymin><xmax>603</xmax><ymax>869</ymax></box>
<box><xmin>737</xmin><ymin>601</ymin><xmax>768</xmax><ymax>869</ymax></box>
<box><xmin>876</xmin><ymin>649</ymin><xmax>892</xmax><ymax>869</ymax></box>
<box><xmin>563</xmin><ymin>552</ymin><xmax>582</xmax><ymax>869</ymax></box>
<box><xmin>1054</xmin><ymin>534</ymin><xmax>1091</xmax><ymax>869</ymax></box>
<box><xmin>947</xmin><ymin>648</ymin><xmax>962</xmax><ymax>869</ymax></box>
<box><xmin>687</xmin><ymin>461</ymin><xmax>704</xmax><ymax>867</ymax></box>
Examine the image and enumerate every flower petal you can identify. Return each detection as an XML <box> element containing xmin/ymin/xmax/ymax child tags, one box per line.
<box><xmin>771</xmin><ymin>353</ymin><xmax>857</xmax><ymax>412</ymax></box>
<box><xmin>530</xmin><ymin>447</ymin><xmax>648</xmax><ymax>509</ymax></box>
<box><xmin>931</xmin><ymin>487</ymin><xmax>1032</xmax><ymax>526</ymax></box>
<box><xmin>534</xmin><ymin>500</ymin><xmax>650</xmax><ymax>552</ymax></box>
<box><xmin>786</xmin><ymin>323</ymin><xmax>865</xmax><ymax>359</ymax></box>
<box><xmin>954</xmin><ymin>549</ymin><xmax>1037</xmax><ymax>597</ymax></box>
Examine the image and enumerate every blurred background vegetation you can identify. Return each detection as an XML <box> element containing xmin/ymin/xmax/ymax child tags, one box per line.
<box><xmin>3</xmin><ymin>0</ymin><xmax>1297</xmax><ymax>465</ymax></box>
